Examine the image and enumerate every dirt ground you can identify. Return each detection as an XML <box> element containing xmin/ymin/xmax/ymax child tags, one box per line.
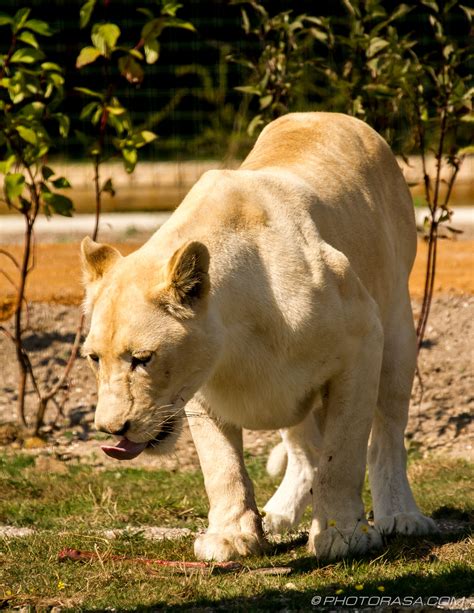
<box><xmin>0</xmin><ymin>237</ymin><xmax>472</xmax><ymax>466</ymax></box>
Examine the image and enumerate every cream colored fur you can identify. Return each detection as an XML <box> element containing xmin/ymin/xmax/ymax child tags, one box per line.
<box><xmin>81</xmin><ymin>112</ymin><xmax>436</xmax><ymax>562</ymax></box>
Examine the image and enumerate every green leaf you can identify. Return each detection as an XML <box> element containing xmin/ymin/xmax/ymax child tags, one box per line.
<box><xmin>144</xmin><ymin>38</ymin><xmax>160</xmax><ymax>64</ymax></box>
<box><xmin>139</xmin><ymin>130</ymin><xmax>157</xmax><ymax>144</ymax></box>
<box><xmin>41</xmin><ymin>62</ymin><xmax>62</xmax><ymax>72</ymax></box>
<box><xmin>107</xmin><ymin>112</ymin><xmax>130</xmax><ymax>136</ymax></box>
<box><xmin>41</xmin><ymin>166</ymin><xmax>55</xmax><ymax>180</ymax></box>
<box><xmin>164</xmin><ymin>18</ymin><xmax>196</xmax><ymax>33</ymax></box>
<box><xmin>80</xmin><ymin>0</ymin><xmax>97</xmax><ymax>29</ymax></box>
<box><xmin>363</xmin><ymin>83</ymin><xmax>393</xmax><ymax>97</ymax></box>
<box><xmin>142</xmin><ymin>18</ymin><xmax>165</xmax><ymax>40</ymax></box>
<box><xmin>91</xmin><ymin>106</ymin><xmax>103</xmax><ymax>125</ymax></box>
<box><xmin>241</xmin><ymin>8</ymin><xmax>250</xmax><ymax>33</ymax></box>
<box><xmin>421</xmin><ymin>0</ymin><xmax>439</xmax><ymax>12</ymax></box>
<box><xmin>12</xmin><ymin>8</ymin><xmax>30</xmax><ymax>33</ymax></box>
<box><xmin>235</xmin><ymin>85</ymin><xmax>261</xmax><ymax>96</ymax></box>
<box><xmin>52</xmin><ymin>176</ymin><xmax>71</xmax><ymax>189</ymax></box>
<box><xmin>24</xmin><ymin>19</ymin><xmax>54</xmax><ymax>36</ymax></box>
<box><xmin>118</xmin><ymin>56</ymin><xmax>144</xmax><ymax>84</ymax></box>
<box><xmin>76</xmin><ymin>46</ymin><xmax>102</xmax><ymax>68</ymax></box>
<box><xmin>367</xmin><ymin>37</ymin><xmax>389</xmax><ymax>58</ymax></box>
<box><xmin>10</xmin><ymin>47</ymin><xmax>45</xmax><ymax>64</ymax></box>
<box><xmin>47</xmin><ymin>72</ymin><xmax>65</xmax><ymax>88</ymax></box>
<box><xmin>4</xmin><ymin>173</ymin><xmax>25</xmax><ymax>200</ymax></box>
<box><xmin>121</xmin><ymin>147</ymin><xmax>138</xmax><ymax>173</ymax></box>
<box><xmin>0</xmin><ymin>155</ymin><xmax>16</xmax><ymax>175</ymax></box>
<box><xmin>126</xmin><ymin>48</ymin><xmax>144</xmax><ymax>60</ymax></box>
<box><xmin>259</xmin><ymin>94</ymin><xmax>273</xmax><ymax>110</ymax></box>
<box><xmin>458</xmin><ymin>145</ymin><xmax>474</xmax><ymax>155</ymax></box>
<box><xmin>42</xmin><ymin>192</ymin><xmax>74</xmax><ymax>216</ymax></box>
<box><xmin>80</xmin><ymin>101</ymin><xmax>99</xmax><ymax>120</ymax></box>
<box><xmin>387</xmin><ymin>4</ymin><xmax>413</xmax><ymax>22</ymax></box>
<box><xmin>247</xmin><ymin>114</ymin><xmax>263</xmax><ymax>136</ymax></box>
<box><xmin>0</xmin><ymin>13</ymin><xmax>13</xmax><ymax>27</ymax></box>
<box><xmin>91</xmin><ymin>23</ymin><xmax>120</xmax><ymax>56</ymax></box>
<box><xmin>137</xmin><ymin>8</ymin><xmax>154</xmax><ymax>20</ymax></box>
<box><xmin>161</xmin><ymin>1</ymin><xmax>183</xmax><ymax>18</ymax></box>
<box><xmin>105</xmin><ymin>105</ymin><xmax>126</xmax><ymax>116</ymax></box>
<box><xmin>459</xmin><ymin>5</ymin><xmax>473</xmax><ymax>22</ymax></box>
<box><xmin>17</xmin><ymin>30</ymin><xmax>38</xmax><ymax>48</ymax></box>
<box><xmin>18</xmin><ymin>101</ymin><xmax>45</xmax><ymax>119</ymax></box>
<box><xmin>18</xmin><ymin>196</ymin><xmax>31</xmax><ymax>214</ymax></box>
<box><xmin>132</xmin><ymin>130</ymin><xmax>158</xmax><ymax>148</ymax></box>
<box><xmin>74</xmin><ymin>86</ymin><xmax>103</xmax><ymax>99</ymax></box>
<box><xmin>54</xmin><ymin>113</ymin><xmax>70</xmax><ymax>137</ymax></box>
<box><xmin>310</xmin><ymin>28</ymin><xmax>328</xmax><ymax>43</ymax></box>
<box><xmin>101</xmin><ymin>178</ymin><xmax>115</xmax><ymax>197</ymax></box>
<box><xmin>16</xmin><ymin>125</ymin><xmax>37</xmax><ymax>144</ymax></box>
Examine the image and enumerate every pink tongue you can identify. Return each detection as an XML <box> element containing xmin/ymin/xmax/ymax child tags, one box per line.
<box><xmin>101</xmin><ymin>438</ymin><xmax>147</xmax><ymax>461</ymax></box>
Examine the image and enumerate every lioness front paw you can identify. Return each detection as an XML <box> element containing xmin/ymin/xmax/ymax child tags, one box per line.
<box><xmin>309</xmin><ymin>523</ymin><xmax>382</xmax><ymax>561</ymax></box>
<box><xmin>194</xmin><ymin>531</ymin><xmax>266</xmax><ymax>561</ymax></box>
<box><xmin>376</xmin><ymin>512</ymin><xmax>438</xmax><ymax>536</ymax></box>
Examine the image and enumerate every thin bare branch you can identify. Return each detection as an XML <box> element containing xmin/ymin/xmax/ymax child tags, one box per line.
<box><xmin>0</xmin><ymin>269</ymin><xmax>19</xmax><ymax>292</ymax></box>
<box><xmin>0</xmin><ymin>248</ymin><xmax>20</xmax><ymax>270</ymax></box>
<box><xmin>0</xmin><ymin>324</ymin><xmax>15</xmax><ymax>344</ymax></box>
<box><xmin>43</xmin><ymin>312</ymin><xmax>86</xmax><ymax>403</ymax></box>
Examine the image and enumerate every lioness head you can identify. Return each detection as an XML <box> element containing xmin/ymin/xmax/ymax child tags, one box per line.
<box><xmin>81</xmin><ymin>237</ymin><xmax>219</xmax><ymax>460</ymax></box>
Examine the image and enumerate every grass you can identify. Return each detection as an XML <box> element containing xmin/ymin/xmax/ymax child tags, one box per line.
<box><xmin>0</xmin><ymin>453</ymin><xmax>473</xmax><ymax>610</ymax></box>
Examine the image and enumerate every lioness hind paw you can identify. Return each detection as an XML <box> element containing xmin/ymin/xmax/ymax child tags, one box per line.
<box><xmin>309</xmin><ymin>524</ymin><xmax>383</xmax><ymax>561</ymax></box>
<box><xmin>263</xmin><ymin>511</ymin><xmax>298</xmax><ymax>535</ymax></box>
<box><xmin>194</xmin><ymin>532</ymin><xmax>266</xmax><ymax>562</ymax></box>
<box><xmin>376</xmin><ymin>512</ymin><xmax>438</xmax><ymax>536</ymax></box>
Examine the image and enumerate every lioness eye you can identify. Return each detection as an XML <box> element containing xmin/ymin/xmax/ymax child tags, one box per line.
<box><xmin>89</xmin><ymin>354</ymin><xmax>99</xmax><ymax>363</ymax></box>
<box><xmin>131</xmin><ymin>353</ymin><xmax>153</xmax><ymax>370</ymax></box>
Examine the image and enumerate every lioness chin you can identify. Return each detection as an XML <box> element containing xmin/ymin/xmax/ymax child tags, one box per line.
<box><xmin>81</xmin><ymin>112</ymin><xmax>437</xmax><ymax>562</ymax></box>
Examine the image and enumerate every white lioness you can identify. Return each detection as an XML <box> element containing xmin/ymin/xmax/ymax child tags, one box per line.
<box><xmin>81</xmin><ymin>112</ymin><xmax>436</xmax><ymax>562</ymax></box>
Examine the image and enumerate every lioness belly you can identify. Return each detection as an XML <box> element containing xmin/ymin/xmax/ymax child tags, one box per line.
<box><xmin>203</xmin><ymin>349</ymin><xmax>332</xmax><ymax>430</ymax></box>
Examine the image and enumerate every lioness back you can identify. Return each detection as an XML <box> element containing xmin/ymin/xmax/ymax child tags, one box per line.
<box><xmin>149</xmin><ymin>112</ymin><xmax>416</xmax><ymax>321</ymax></box>
<box><xmin>240</xmin><ymin>113</ymin><xmax>416</xmax><ymax>313</ymax></box>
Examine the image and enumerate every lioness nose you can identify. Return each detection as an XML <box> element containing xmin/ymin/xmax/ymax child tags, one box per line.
<box><xmin>96</xmin><ymin>419</ymin><xmax>130</xmax><ymax>436</ymax></box>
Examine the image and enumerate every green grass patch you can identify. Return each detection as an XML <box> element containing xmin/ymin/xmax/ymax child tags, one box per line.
<box><xmin>0</xmin><ymin>453</ymin><xmax>472</xmax><ymax>610</ymax></box>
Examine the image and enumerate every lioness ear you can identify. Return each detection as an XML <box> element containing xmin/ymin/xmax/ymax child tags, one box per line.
<box><xmin>167</xmin><ymin>241</ymin><xmax>210</xmax><ymax>303</ymax></box>
<box><xmin>156</xmin><ymin>241</ymin><xmax>210</xmax><ymax>317</ymax></box>
<box><xmin>81</xmin><ymin>236</ymin><xmax>122</xmax><ymax>284</ymax></box>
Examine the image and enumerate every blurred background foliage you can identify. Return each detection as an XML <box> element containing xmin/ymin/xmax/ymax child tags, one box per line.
<box><xmin>0</xmin><ymin>0</ymin><xmax>472</xmax><ymax>161</ymax></box>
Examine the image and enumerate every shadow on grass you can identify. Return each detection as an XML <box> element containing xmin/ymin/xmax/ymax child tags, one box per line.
<box><xmin>115</xmin><ymin>523</ymin><xmax>472</xmax><ymax>611</ymax></box>
<box><xmin>127</xmin><ymin>565</ymin><xmax>473</xmax><ymax>612</ymax></box>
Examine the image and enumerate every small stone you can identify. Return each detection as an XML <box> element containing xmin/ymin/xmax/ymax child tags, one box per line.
<box><xmin>22</xmin><ymin>436</ymin><xmax>47</xmax><ymax>449</ymax></box>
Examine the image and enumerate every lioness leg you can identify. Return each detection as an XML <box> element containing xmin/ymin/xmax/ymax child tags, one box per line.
<box><xmin>308</xmin><ymin>326</ymin><xmax>384</xmax><ymax>560</ymax></box>
<box><xmin>368</xmin><ymin>297</ymin><xmax>437</xmax><ymax>536</ymax></box>
<box><xmin>263</xmin><ymin>409</ymin><xmax>321</xmax><ymax>534</ymax></box>
<box><xmin>186</xmin><ymin>396</ymin><xmax>266</xmax><ymax>561</ymax></box>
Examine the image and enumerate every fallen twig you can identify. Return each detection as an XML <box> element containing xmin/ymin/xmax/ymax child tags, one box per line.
<box><xmin>58</xmin><ymin>548</ymin><xmax>293</xmax><ymax>576</ymax></box>
<box><xmin>58</xmin><ymin>547</ymin><xmax>242</xmax><ymax>572</ymax></box>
